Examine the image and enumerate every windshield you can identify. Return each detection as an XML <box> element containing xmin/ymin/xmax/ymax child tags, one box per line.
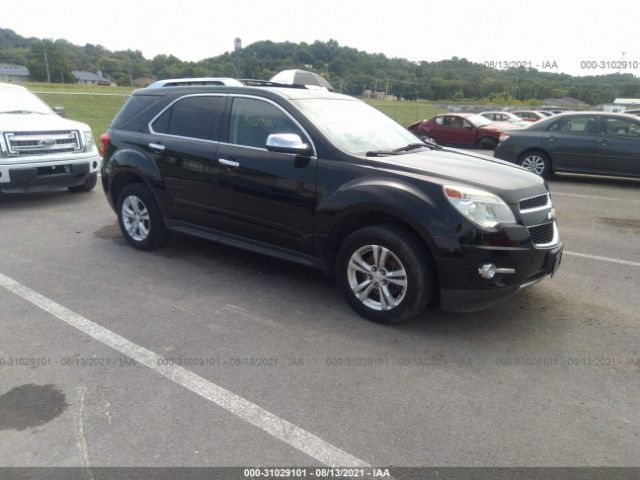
<box><xmin>0</xmin><ymin>90</ymin><xmax>53</xmax><ymax>114</ymax></box>
<box><xmin>292</xmin><ymin>98</ymin><xmax>422</xmax><ymax>155</ymax></box>
<box><xmin>465</xmin><ymin>114</ymin><xmax>493</xmax><ymax>127</ymax></box>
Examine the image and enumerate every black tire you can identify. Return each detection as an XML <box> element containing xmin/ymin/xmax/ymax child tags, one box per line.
<box><xmin>116</xmin><ymin>183</ymin><xmax>169</xmax><ymax>251</ymax></box>
<box><xmin>68</xmin><ymin>173</ymin><xmax>97</xmax><ymax>192</ymax></box>
<box><xmin>518</xmin><ymin>150</ymin><xmax>551</xmax><ymax>178</ymax></box>
<box><xmin>336</xmin><ymin>224</ymin><xmax>435</xmax><ymax>324</ymax></box>
<box><xmin>478</xmin><ymin>137</ymin><xmax>497</xmax><ymax>150</ymax></box>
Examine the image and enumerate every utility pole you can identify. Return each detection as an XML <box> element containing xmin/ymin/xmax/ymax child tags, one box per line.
<box><xmin>43</xmin><ymin>46</ymin><xmax>51</xmax><ymax>83</ymax></box>
<box><xmin>385</xmin><ymin>78</ymin><xmax>389</xmax><ymax>95</ymax></box>
<box><xmin>234</xmin><ymin>37</ymin><xmax>242</xmax><ymax>79</ymax></box>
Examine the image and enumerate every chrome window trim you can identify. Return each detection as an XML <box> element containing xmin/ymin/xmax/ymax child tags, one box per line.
<box><xmin>519</xmin><ymin>193</ymin><xmax>552</xmax><ymax>213</ymax></box>
<box><xmin>226</xmin><ymin>94</ymin><xmax>317</xmax><ymax>158</ymax></box>
<box><xmin>147</xmin><ymin>93</ymin><xmax>228</xmax><ymax>144</ymax></box>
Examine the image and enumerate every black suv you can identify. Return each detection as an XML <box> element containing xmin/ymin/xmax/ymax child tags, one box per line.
<box><xmin>101</xmin><ymin>83</ymin><xmax>563</xmax><ymax>324</ymax></box>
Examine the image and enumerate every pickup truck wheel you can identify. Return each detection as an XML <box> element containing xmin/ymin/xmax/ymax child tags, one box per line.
<box><xmin>478</xmin><ymin>137</ymin><xmax>497</xmax><ymax>150</ymax></box>
<box><xmin>67</xmin><ymin>173</ymin><xmax>97</xmax><ymax>192</ymax></box>
<box><xmin>336</xmin><ymin>225</ymin><xmax>435</xmax><ymax>324</ymax></box>
<box><xmin>116</xmin><ymin>183</ymin><xmax>169</xmax><ymax>251</ymax></box>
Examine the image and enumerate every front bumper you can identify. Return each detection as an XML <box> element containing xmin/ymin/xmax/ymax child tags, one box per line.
<box><xmin>0</xmin><ymin>154</ymin><xmax>101</xmax><ymax>192</ymax></box>
<box><xmin>438</xmin><ymin>242</ymin><xmax>563</xmax><ymax>312</ymax></box>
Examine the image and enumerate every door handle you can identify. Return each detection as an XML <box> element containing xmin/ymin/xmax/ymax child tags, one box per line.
<box><xmin>148</xmin><ymin>143</ymin><xmax>165</xmax><ymax>152</ymax></box>
<box><xmin>547</xmin><ymin>136</ymin><xmax>555</xmax><ymax>142</ymax></box>
<box><xmin>219</xmin><ymin>158</ymin><xmax>240</xmax><ymax>168</ymax></box>
<box><xmin>598</xmin><ymin>139</ymin><xmax>609</xmax><ymax>145</ymax></box>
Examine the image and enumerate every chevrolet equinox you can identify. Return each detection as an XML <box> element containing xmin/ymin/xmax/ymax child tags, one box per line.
<box><xmin>101</xmin><ymin>83</ymin><xmax>563</xmax><ymax>324</ymax></box>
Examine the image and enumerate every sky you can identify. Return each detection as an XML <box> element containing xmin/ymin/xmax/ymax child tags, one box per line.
<box><xmin>4</xmin><ymin>0</ymin><xmax>639</xmax><ymax>77</ymax></box>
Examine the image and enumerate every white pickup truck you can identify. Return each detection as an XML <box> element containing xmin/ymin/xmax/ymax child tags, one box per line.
<box><xmin>0</xmin><ymin>83</ymin><xmax>101</xmax><ymax>193</ymax></box>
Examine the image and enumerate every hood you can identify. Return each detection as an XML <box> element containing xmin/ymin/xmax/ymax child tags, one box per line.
<box><xmin>369</xmin><ymin>148</ymin><xmax>546</xmax><ymax>203</ymax></box>
<box><xmin>477</xmin><ymin>123</ymin><xmax>504</xmax><ymax>133</ymax></box>
<box><xmin>0</xmin><ymin>113</ymin><xmax>90</xmax><ymax>133</ymax></box>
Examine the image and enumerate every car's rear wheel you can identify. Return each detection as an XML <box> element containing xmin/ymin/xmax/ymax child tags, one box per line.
<box><xmin>478</xmin><ymin>137</ymin><xmax>497</xmax><ymax>150</ymax></box>
<box><xmin>68</xmin><ymin>173</ymin><xmax>97</xmax><ymax>192</ymax></box>
<box><xmin>116</xmin><ymin>183</ymin><xmax>169</xmax><ymax>250</ymax></box>
<box><xmin>336</xmin><ymin>224</ymin><xmax>435</xmax><ymax>324</ymax></box>
<box><xmin>519</xmin><ymin>151</ymin><xmax>550</xmax><ymax>178</ymax></box>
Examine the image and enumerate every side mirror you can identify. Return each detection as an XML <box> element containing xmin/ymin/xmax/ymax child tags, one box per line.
<box><xmin>53</xmin><ymin>106</ymin><xmax>66</xmax><ymax>117</ymax></box>
<box><xmin>266</xmin><ymin>133</ymin><xmax>312</xmax><ymax>155</ymax></box>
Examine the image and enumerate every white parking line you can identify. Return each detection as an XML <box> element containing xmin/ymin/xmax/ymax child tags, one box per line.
<box><xmin>0</xmin><ymin>271</ymin><xmax>369</xmax><ymax>468</ymax></box>
<box><xmin>552</xmin><ymin>192</ymin><xmax>640</xmax><ymax>204</ymax></box>
<box><xmin>565</xmin><ymin>251</ymin><xmax>640</xmax><ymax>268</ymax></box>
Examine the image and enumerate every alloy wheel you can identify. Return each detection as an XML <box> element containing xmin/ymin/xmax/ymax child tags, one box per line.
<box><xmin>521</xmin><ymin>155</ymin><xmax>546</xmax><ymax>175</ymax></box>
<box><xmin>347</xmin><ymin>245</ymin><xmax>408</xmax><ymax>311</ymax></box>
<box><xmin>121</xmin><ymin>195</ymin><xmax>150</xmax><ymax>242</ymax></box>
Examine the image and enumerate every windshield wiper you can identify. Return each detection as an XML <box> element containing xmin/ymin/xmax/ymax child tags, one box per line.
<box><xmin>366</xmin><ymin>142</ymin><xmax>439</xmax><ymax>157</ymax></box>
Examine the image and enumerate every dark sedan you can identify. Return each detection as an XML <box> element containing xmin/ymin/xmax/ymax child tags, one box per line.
<box><xmin>408</xmin><ymin>113</ymin><xmax>514</xmax><ymax>150</ymax></box>
<box><xmin>494</xmin><ymin>112</ymin><xmax>640</xmax><ymax>179</ymax></box>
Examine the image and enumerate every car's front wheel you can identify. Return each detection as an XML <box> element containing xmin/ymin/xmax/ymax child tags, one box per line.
<box><xmin>478</xmin><ymin>137</ymin><xmax>497</xmax><ymax>150</ymax></box>
<box><xmin>116</xmin><ymin>183</ymin><xmax>169</xmax><ymax>250</ymax></box>
<box><xmin>519</xmin><ymin>151</ymin><xmax>550</xmax><ymax>178</ymax></box>
<box><xmin>336</xmin><ymin>225</ymin><xmax>435</xmax><ymax>324</ymax></box>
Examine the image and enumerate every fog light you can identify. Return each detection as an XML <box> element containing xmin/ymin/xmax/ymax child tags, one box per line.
<box><xmin>478</xmin><ymin>263</ymin><xmax>497</xmax><ymax>279</ymax></box>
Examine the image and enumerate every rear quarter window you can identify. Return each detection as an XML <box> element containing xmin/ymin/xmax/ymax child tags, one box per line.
<box><xmin>111</xmin><ymin>94</ymin><xmax>164</xmax><ymax>131</ymax></box>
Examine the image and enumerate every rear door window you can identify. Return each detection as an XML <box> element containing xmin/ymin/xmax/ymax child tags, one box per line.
<box><xmin>152</xmin><ymin>95</ymin><xmax>226</xmax><ymax>141</ymax></box>
<box><xmin>603</xmin><ymin>118</ymin><xmax>640</xmax><ymax>137</ymax></box>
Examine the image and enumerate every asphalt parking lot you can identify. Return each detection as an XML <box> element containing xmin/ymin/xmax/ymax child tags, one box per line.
<box><xmin>1</xmin><ymin>166</ymin><xmax>639</xmax><ymax>469</ymax></box>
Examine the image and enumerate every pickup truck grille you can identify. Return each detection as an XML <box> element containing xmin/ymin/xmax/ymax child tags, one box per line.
<box><xmin>4</xmin><ymin>130</ymin><xmax>81</xmax><ymax>156</ymax></box>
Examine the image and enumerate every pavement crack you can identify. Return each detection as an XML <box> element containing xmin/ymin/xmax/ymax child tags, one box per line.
<box><xmin>75</xmin><ymin>385</ymin><xmax>94</xmax><ymax>480</ymax></box>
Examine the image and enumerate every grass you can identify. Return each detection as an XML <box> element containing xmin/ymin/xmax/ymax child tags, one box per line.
<box><xmin>364</xmin><ymin>99</ymin><xmax>445</xmax><ymax>126</ymax></box>
<box><xmin>24</xmin><ymin>83</ymin><xmax>444</xmax><ymax>144</ymax></box>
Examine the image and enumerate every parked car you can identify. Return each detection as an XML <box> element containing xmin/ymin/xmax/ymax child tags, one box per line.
<box><xmin>495</xmin><ymin>112</ymin><xmax>640</xmax><ymax>178</ymax></box>
<box><xmin>0</xmin><ymin>83</ymin><xmax>101</xmax><ymax>193</ymax></box>
<box><xmin>511</xmin><ymin>110</ymin><xmax>547</xmax><ymax>122</ymax></box>
<box><xmin>479</xmin><ymin>111</ymin><xmax>524</xmax><ymax>123</ymax></box>
<box><xmin>102</xmin><ymin>84</ymin><xmax>562</xmax><ymax>324</ymax></box>
<box><xmin>408</xmin><ymin>113</ymin><xmax>512</xmax><ymax>149</ymax></box>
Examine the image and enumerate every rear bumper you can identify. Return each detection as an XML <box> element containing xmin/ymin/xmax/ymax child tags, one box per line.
<box><xmin>438</xmin><ymin>243</ymin><xmax>563</xmax><ymax>312</ymax></box>
<box><xmin>0</xmin><ymin>154</ymin><xmax>101</xmax><ymax>192</ymax></box>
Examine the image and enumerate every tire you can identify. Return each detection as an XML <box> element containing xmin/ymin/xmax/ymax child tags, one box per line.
<box><xmin>518</xmin><ymin>150</ymin><xmax>551</xmax><ymax>178</ymax></box>
<box><xmin>336</xmin><ymin>224</ymin><xmax>435</xmax><ymax>324</ymax></box>
<box><xmin>116</xmin><ymin>183</ymin><xmax>169</xmax><ymax>251</ymax></box>
<box><xmin>68</xmin><ymin>173</ymin><xmax>97</xmax><ymax>192</ymax></box>
<box><xmin>478</xmin><ymin>137</ymin><xmax>497</xmax><ymax>150</ymax></box>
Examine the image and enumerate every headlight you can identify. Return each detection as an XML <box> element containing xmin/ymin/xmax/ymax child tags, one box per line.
<box><xmin>443</xmin><ymin>185</ymin><xmax>516</xmax><ymax>229</ymax></box>
<box><xmin>83</xmin><ymin>131</ymin><xmax>96</xmax><ymax>152</ymax></box>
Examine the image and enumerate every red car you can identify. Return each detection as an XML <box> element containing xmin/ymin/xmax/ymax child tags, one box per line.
<box><xmin>409</xmin><ymin>113</ymin><xmax>509</xmax><ymax>149</ymax></box>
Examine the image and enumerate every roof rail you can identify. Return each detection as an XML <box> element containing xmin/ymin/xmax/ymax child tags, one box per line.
<box><xmin>239</xmin><ymin>79</ymin><xmax>308</xmax><ymax>89</ymax></box>
<box><xmin>147</xmin><ymin>78</ymin><xmax>243</xmax><ymax>88</ymax></box>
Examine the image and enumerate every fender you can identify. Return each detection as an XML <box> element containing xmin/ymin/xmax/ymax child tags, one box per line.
<box><xmin>315</xmin><ymin>175</ymin><xmax>458</xmax><ymax>267</ymax></box>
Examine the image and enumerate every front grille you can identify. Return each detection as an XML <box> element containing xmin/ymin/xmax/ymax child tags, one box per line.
<box><xmin>519</xmin><ymin>194</ymin><xmax>549</xmax><ymax>211</ymax></box>
<box><xmin>4</xmin><ymin>130</ymin><xmax>81</xmax><ymax>156</ymax></box>
<box><xmin>529</xmin><ymin>222</ymin><xmax>555</xmax><ymax>245</ymax></box>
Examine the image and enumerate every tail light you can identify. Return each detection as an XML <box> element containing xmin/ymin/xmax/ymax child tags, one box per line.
<box><xmin>499</xmin><ymin>133</ymin><xmax>509</xmax><ymax>143</ymax></box>
<box><xmin>99</xmin><ymin>133</ymin><xmax>111</xmax><ymax>156</ymax></box>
